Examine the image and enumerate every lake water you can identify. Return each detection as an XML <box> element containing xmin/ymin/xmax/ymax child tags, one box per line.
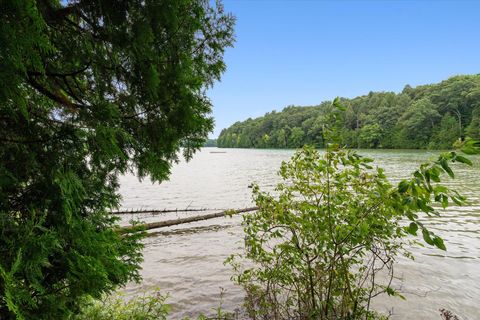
<box><xmin>118</xmin><ymin>148</ymin><xmax>480</xmax><ymax>319</ymax></box>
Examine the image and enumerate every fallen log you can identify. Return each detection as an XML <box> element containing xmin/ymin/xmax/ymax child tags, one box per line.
<box><xmin>111</xmin><ymin>208</ymin><xmax>223</xmax><ymax>215</ymax></box>
<box><xmin>119</xmin><ymin>206</ymin><xmax>259</xmax><ymax>232</ymax></box>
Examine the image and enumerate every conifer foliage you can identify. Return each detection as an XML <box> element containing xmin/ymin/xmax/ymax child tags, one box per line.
<box><xmin>0</xmin><ymin>1</ymin><xmax>234</xmax><ymax>318</ymax></box>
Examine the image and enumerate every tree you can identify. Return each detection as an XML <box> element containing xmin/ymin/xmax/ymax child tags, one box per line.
<box><xmin>276</xmin><ymin>128</ymin><xmax>287</xmax><ymax>148</ymax></box>
<box><xmin>466</xmin><ymin>106</ymin><xmax>480</xmax><ymax>140</ymax></box>
<box><xmin>359</xmin><ymin>123</ymin><xmax>382</xmax><ymax>148</ymax></box>
<box><xmin>261</xmin><ymin>133</ymin><xmax>270</xmax><ymax>147</ymax></box>
<box><xmin>289</xmin><ymin>126</ymin><xmax>305</xmax><ymax>147</ymax></box>
<box><xmin>430</xmin><ymin>114</ymin><xmax>460</xmax><ymax>149</ymax></box>
<box><xmin>0</xmin><ymin>1</ymin><xmax>234</xmax><ymax>318</ymax></box>
<box><xmin>398</xmin><ymin>98</ymin><xmax>440</xmax><ymax>147</ymax></box>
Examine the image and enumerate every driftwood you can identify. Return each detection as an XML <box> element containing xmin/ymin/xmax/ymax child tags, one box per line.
<box><xmin>120</xmin><ymin>206</ymin><xmax>258</xmax><ymax>232</ymax></box>
<box><xmin>111</xmin><ymin>208</ymin><xmax>224</xmax><ymax>215</ymax></box>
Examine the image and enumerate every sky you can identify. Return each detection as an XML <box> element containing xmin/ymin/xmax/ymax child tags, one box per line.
<box><xmin>207</xmin><ymin>0</ymin><xmax>480</xmax><ymax>138</ymax></box>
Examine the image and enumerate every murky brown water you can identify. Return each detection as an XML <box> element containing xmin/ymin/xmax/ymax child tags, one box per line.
<box><xmin>118</xmin><ymin>148</ymin><xmax>480</xmax><ymax>319</ymax></box>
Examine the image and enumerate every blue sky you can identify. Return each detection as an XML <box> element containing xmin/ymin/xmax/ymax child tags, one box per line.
<box><xmin>208</xmin><ymin>0</ymin><xmax>480</xmax><ymax>138</ymax></box>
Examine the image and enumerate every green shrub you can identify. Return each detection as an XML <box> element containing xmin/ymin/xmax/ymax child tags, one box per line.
<box><xmin>74</xmin><ymin>288</ymin><xmax>239</xmax><ymax>320</ymax></box>
<box><xmin>228</xmin><ymin>146</ymin><xmax>469</xmax><ymax>320</ymax></box>
<box><xmin>74</xmin><ymin>291</ymin><xmax>170</xmax><ymax>320</ymax></box>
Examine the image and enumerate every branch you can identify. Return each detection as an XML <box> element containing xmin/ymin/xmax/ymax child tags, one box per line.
<box><xmin>110</xmin><ymin>207</ymin><xmax>227</xmax><ymax>215</ymax></box>
<box><xmin>27</xmin><ymin>76</ymin><xmax>87</xmax><ymax>112</ymax></box>
<box><xmin>27</xmin><ymin>63</ymin><xmax>91</xmax><ymax>78</ymax></box>
<box><xmin>40</xmin><ymin>0</ymin><xmax>81</xmax><ymax>24</ymax></box>
<box><xmin>0</xmin><ymin>136</ymin><xmax>56</xmax><ymax>144</ymax></box>
<box><xmin>118</xmin><ymin>207</ymin><xmax>258</xmax><ymax>232</ymax></box>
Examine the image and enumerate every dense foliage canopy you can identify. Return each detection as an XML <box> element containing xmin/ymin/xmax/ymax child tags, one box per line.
<box><xmin>0</xmin><ymin>0</ymin><xmax>234</xmax><ymax>318</ymax></box>
<box><xmin>217</xmin><ymin>75</ymin><xmax>480</xmax><ymax>149</ymax></box>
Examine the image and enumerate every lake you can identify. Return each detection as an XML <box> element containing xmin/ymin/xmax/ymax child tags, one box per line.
<box><xmin>118</xmin><ymin>148</ymin><xmax>479</xmax><ymax>319</ymax></box>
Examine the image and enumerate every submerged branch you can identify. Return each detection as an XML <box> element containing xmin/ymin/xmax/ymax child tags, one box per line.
<box><xmin>119</xmin><ymin>207</ymin><xmax>258</xmax><ymax>232</ymax></box>
<box><xmin>111</xmin><ymin>207</ymin><xmax>227</xmax><ymax>215</ymax></box>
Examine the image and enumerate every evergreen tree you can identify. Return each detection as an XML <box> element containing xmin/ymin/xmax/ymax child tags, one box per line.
<box><xmin>0</xmin><ymin>1</ymin><xmax>234</xmax><ymax>318</ymax></box>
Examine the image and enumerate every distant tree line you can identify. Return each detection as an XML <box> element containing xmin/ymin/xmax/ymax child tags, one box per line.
<box><xmin>217</xmin><ymin>75</ymin><xmax>480</xmax><ymax>149</ymax></box>
<box><xmin>204</xmin><ymin>138</ymin><xmax>217</xmax><ymax>147</ymax></box>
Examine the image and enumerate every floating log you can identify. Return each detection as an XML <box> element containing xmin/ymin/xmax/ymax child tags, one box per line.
<box><xmin>119</xmin><ymin>206</ymin><xmax>259</xmax><ymax>232</ymax></box>
<box><xmin>111</xmin><ymin>208</ymin><xmax>223</xmax><ymax>215</ymax></box>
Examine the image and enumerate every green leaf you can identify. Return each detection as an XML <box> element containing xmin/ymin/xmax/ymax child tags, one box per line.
<box><xmin>461</xmin><ymin>139</ymin><xmax>480</xmax><ymax>155</ymax></box>
<box><xmin>386</xmin><ymin>287</ymin><xmax>395</xmax><ymax>296</ymax></box>
<box><xmin>413</xmin><ymin>171</ymin><xmax>423</xmax><ymax>180</ymax></box>
<box><xmin>407</xmin><ymin>222</ymin><xmax>418</xmax><ymax>235</ymax></box>
<box><xmin>434</xmin><ymin>185</ymin><xmax>448</xmax><ymax>193</ymax></box>
<box><xmin>441</xmin><ymin>195</ymin><xmax>449</xmax><ymax>209</ymax></box>
<box><xmin>455</xmin><ymin>155</ymin><xmax>472</xmax><ymax>166</ymax></box>
<box><xmin>422</xmin><ymin>229</ymin><xmax>434</xmax><ymax>246</ymax></box>
<box><xmin>398</xmin><ymin>180</ymin><xmax>409</xmax><ymax>193</ymax></box>
<box><xmin>433</xmin><ymin>237</ymin><xmax>446</xmax><ymax>251</ymax></box>
<box><xmin>439</xmin><ymin>159</ymin><xmax>454</xmax><ymax>178</ymax></box>
<box><xmin>416</xmin><ymin>199</ymin><xmax>430</xmax><ymax>212</ymax></box>
<box><xmin>451</xmin><ymin>196</ymin><xmax>463</xmax><ymax>205</ymax></box>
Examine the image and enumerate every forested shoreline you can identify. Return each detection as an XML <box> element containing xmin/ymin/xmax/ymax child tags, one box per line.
<box><xmin>217</xmin><ymin>75</ymin><xmax>480</xmax><ymax>149</ymax></box>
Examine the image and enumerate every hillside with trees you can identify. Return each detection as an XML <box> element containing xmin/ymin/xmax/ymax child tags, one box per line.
<box><xmin>217</xmin><ymin>75</ymin><xmax>480</xmax><ymax>149</ymax></box>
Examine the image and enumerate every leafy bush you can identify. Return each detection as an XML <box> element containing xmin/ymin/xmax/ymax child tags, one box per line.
<box><xmin>228</xmin><ymin>146</ymin><xmax>469</xmax><ymax>319</ymax></box>
<box><xmin>74</xmin><ymin>291</ymin><xmax>170</xmax><ymax>320</ymax></box>
<box><xmin>74</xmin><ymin>289</ymin><xmax>238</xmax><ymax>320</ymax></box>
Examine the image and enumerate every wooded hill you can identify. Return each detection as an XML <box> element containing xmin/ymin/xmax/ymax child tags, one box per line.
<box><xmin>217</xmin><ymin>75</ymin><xmax>480</xmax><ymax>149</ymax></box>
